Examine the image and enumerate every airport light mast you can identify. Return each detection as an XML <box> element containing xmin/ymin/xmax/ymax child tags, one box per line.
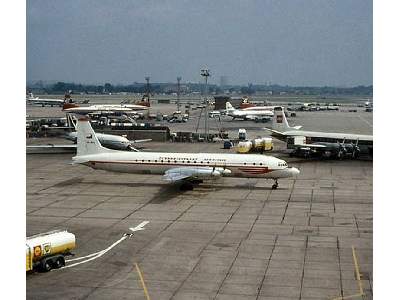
<box><xmin>201</xmin><ymin>68</ymin><xmax>210</xmax><ymax>141</ymax></box>
<box><xmin>145</xmin><ymin>76</ymin><xmax>150</xmax><ymax>102</ymax></box>
<box><xmin>177</xmin><ymin>76</ymin><xmax>182</xmax><ymax>112</ymax></box>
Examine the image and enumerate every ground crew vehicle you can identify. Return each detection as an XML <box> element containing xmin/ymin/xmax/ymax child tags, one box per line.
<box><xmin>236</xmin><ymin>140</ymin><xmax>253</xmax><ymax>153</ymax></box>
<box><xmin>236</xmin><ymin>138</ymin><xmax>273</xmax><ymax>153</ymax></box>
<box><xmin>261</xmin><ymin>137</ymin><xmax>273</xmax><ymax>151</ymax></box>
<box><xmin>238</xmin><ymin>129</ymin><xmax>247</xmax><ymax>140</ymax></box>
<box><xmin>26</xmin><ymin>230</ymin><xmax>76</xmax><ymax>272</ymax></box>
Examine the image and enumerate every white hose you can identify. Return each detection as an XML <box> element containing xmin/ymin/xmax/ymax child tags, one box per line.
<box><xmin>63</xmin><ymin>235</ymin><xmax>128</xmax><ymax>269</ymax></box>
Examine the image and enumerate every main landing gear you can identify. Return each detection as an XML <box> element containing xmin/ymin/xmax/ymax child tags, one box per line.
<box><xmin>271</xmin><ymin>179</ymin><xmax>279</xmax><ymax>190</ymax></box>
<box><xmin>179</xmin><ymin>179</ymin><xmax>204</xmax><ymax>191</ymax></box>
<box><xmin>180</xmin><ymin>183</ymin><xmax>194</xmax><ymax>191</ymax></box>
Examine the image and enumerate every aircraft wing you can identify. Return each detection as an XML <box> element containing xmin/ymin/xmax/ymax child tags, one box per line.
<box><xmin>263</xmin><ymin>127</ymin><xmax>285</xmax><ymax>136</ymax></box>
<box><xmin>26</xmin><ymin>144</ymin><xmax>76</xmax><ymax>154</ymax></box>
<box><xmin>27</xmin><ymin>144</ymin><xmax>76</xmax><ymax>149</ymax></box>
<box><xmin>163</xmin><ymin>172</ymin><xmax>194</xmax><ymax>183</ymax></box>
<box><xmin>163</xmin><ymin>167</ymin><xmax>231</xmax><ymax>183</ymax></box>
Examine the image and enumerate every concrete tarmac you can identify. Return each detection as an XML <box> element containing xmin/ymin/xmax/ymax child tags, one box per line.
<box><xmin>26</xmin><ymin>100</ymin><xmax>372</xmax><ymax>299</ymax></box>
<box><xmin>26</xmin><ymin>144</ymin><xmax>372</xmax><ymax>300</ymax></box>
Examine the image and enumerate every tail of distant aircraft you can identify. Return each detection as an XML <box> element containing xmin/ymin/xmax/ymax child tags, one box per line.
<box><xmin>225</xmin><ymin>101</ymin><xmax>235</xmax><ymax>111</ymax></box>
<box><xmin>75</xmin><ymin>118</ymin><xmax>112</xmax><ymax>156</ymax></box>
<box><xmin>271</xmin><ymin>107</ymin><xmax>302</xmax><ymax>133</ymax></box>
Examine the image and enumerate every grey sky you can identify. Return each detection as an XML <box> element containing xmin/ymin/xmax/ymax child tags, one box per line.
<box><xmin>27</xmin><ymin>0</ymin><xmax>372</xmax><ymax>86</ymax></box>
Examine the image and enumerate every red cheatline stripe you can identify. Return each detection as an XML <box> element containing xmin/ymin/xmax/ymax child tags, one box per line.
<box><xmin>239</xmin><ymin>168</ymin><xmax>269</xmax><ymax>171</ymax></box>
<box><xmin>88</xmin><ymin>160</ymin><xmax>278</xmax><ymax>173</ymax></box>
<box><xmin>239</xmin><ymin>168</ymin><xmax>268</xmax><ymax>170</ymax></box>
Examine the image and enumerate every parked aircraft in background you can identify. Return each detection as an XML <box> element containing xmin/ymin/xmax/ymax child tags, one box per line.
<box><xmin>26</xmin><ymin>93</ymin><xmax>64</xmax><ymax>107</ymax></box>
<box><xmin>63</xmin><ymin>103</ymin><xmax>148</xmax><ymax>115</ymax></box>
<box><xmin>73</xmin><ymin>118</ymin><xmax>300</xmax><ymax>189</ymax></box>
<box><xmin>225</xmin><ymin>102</ymin><xmax>274</xmax><ymax>120</ymax></box>
<box><xmin>64</xmin><ymin>131</ymin><xmax>150</xmax><ymax>151</ymax></box>
<box><xmin>64</xmin><ymin>115</ymin><xmax>150</xmax><ymax>151</ymax></box>
<box><xmin>265</xmin><ymin>107</ymin><xmax>373</xmax><ymax>158</ymax></box>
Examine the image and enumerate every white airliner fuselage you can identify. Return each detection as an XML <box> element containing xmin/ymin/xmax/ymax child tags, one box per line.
<box><xmin>64</xmin><ymin>104</ymin><xmax>148</xmax><ymax>114</ymax></box>
<box><xmin>225</xmin><ymin>102</ymin><xmax>273</xmax><ymax>120</ymax></box>
<box><xmin>74</xmin><ymin>151</ymin><xmax>298</xmax><ymax>179</ymax></box>
<box><xmin>26</xmin><ymin>93</ymin><xmax>64</xmax><ymax>107</ymax></box>
<box><xmin>72</xmin><ymin>119</ymin><xmax>300</xmax><ymax>189</ymax></box>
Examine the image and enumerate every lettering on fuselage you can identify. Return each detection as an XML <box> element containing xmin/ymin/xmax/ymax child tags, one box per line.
<box><xmin>158</xmin><ymin>156</ymin><xmax>227</xmax><ymax>163</ymax></box>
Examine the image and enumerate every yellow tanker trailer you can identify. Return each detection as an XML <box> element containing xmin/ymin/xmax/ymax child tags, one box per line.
<box><xmin>26</xmin><ymin>230</ymin><xmax>75</xmax><ymax>272</ymax></box>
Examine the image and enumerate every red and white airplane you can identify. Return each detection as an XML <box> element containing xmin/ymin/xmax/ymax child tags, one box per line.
<box><xmin>72</xmin><ymin>118</ymin><xmax>300</xmax><ymax>189</ymax></box>
<box><xmin>63</xmin><ymin>103</ymin><xmax>149</xmax><ymax>114</ymax></box>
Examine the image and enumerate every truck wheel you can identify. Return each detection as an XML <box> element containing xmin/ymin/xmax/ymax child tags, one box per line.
<box><xmin>53</xmin><ymin>256</ymin><xmax>65</xmax><ymax>269</ymax></box>
<box><xmin>41</xmin><ymin>259</ymin><xmax>52</xmax><ymax>272</ymax></box>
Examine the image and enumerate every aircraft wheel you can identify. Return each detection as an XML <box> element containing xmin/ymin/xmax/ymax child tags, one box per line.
<box><xmin>190</xmin><ymin>179</ymin><xmax>203</xmax><ymax>185</ymax></box>
<box><xmin>180</xmin><ymin>183</ymin><xmax>194</xmax><ymax>191</ymax></box>
<box><xmin>272</xmin><ymin>179</ymin><xmax>279</xmax><ymax>190</ymax></box>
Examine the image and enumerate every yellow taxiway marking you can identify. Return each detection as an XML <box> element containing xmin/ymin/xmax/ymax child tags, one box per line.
<box><xmin>135</xmin><ymin>262</ymin><xmax>151</xmax><ymax>300</ymax></box>
<box><xmin>332</xmin><ymin>246</ymin><xmax>365</xmax><ymax>300</ymax></box>
<box><xmin>352</xmin><ymin>246</ymin><xmax>364</xmax><ymax>296</ymax></box>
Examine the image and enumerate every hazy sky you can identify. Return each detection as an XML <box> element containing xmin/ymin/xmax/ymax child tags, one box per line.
<box><xmin>27</xmin><ymin>0</ymin><xmax>372</xmax><ymax>86</ymax></box>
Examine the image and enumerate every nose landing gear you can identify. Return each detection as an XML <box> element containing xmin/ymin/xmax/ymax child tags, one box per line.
<box><xmin>272</xmin><ymin>179</ymin><xmax>279</xmax><ymax>190</ymax></box>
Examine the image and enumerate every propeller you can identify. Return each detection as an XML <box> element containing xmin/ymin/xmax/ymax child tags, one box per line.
<box><xmin>337</xmin><ymin>138</ymin><xmax>347</xmax><ymax>159</ymax></box>
<box><xmin>211</xmin><ymin>165</ymin><xmax>219</xmax><ymax>177</ymax></box>
<box><xmin>351</xmin><ymin>139</ymin><xmax>360</xmax><ymax>158</ymax></box>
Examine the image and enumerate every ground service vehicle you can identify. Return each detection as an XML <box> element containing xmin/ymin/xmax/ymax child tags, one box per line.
<box><xmin>26</xmin><ymin>230</ymin><xmax>76</xmax><ymax>272</ymax></box>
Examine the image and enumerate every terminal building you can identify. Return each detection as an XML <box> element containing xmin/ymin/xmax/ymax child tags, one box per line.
<box><xmin>213</xmin><ymin>96</ymin><xmax>243</xmax><ymax>110</ymax></box>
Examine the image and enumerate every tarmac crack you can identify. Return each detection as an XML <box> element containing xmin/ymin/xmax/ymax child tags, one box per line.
<box><xmin>308</xmin><ymin>187</ymin><xmax>314</xmax><ymax>226</ymax></box>
<box><xmin>337</xmin><ymin>237</ymin><xmax>345</xmax><ymax>299</ymax></box>
<box><xmin>298</xmin><ymin>236</ymin><xmax>308</xmax><ymax>300</ymax></box>
<box><xmin>332</xmin><ymin>182</ymin><xmax>336</xmax><ymax>213</ymax></box>
<box><xmin>134</xmin><ymin>202</ymin><xmax>195</xmax><ymax>263</ymax></box>
<box><xmin>255</xmin><ymin>235</ymin><xmax>278</xmax><ymax>300</ymax></box>
<box><xmin>354</xmin><ymin>214</ymin><xmax>361</xmax><ymax>238</ymax></box>
<box><xmin>212</xmin><ymin>188</ymin><xmax>269</xmax><ymax>299</ymax></box>
<box><xmin>281</xmin><ymin>179</ymin><xmax>296</xmax><ymax>224</ymax></box>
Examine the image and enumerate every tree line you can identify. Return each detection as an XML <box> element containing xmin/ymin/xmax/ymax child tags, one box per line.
<box><xmin>27</xmin><ymin>81</ymin><xmax>372</xmax><ymax>96</ymax></box>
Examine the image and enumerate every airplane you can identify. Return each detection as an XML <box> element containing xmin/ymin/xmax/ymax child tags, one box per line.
<box><xmin>63</xmin><ymin>103</ymin><xmax>148</xmax><ymax>115</ymax></box>
<box><xmin>289</xmin><ymin>139</ymin><xmax>361</xmax><ymax>159</ymax></box>
<box><xmin>26</xmin><ymin>133</ymin><xmax>150</xmax><ymax>153</ymax></box>
<box><xmin>64</xmin><ymin>115</ymin><xmax>150</xmax><ymax>151</ymax></box>
<box><xmin>26</xmin><ymin>132</ymin><xmax>150</xmax><ymax>153</ymax></box>
<box><xmin>225</xmin><ymin>102</ymin><xmax>274</xmax><ymax>120</ymax></box>
<box><xmin>72</xmin><ymin>118</ymin><xmax>300</xmax><ymax>190</ymax></box>
<box><xmin>64</xmin><ymin>131</ymin><xmax>150</xmax><ymax>151</ymax></box>
<box><xmin>26</xmin><ymin>93</ymin><xmax>64</xmax><ymax>107</ymax></box>
<box><xmin>265</xmin><ymin>106</ymin><xmax>373</xmax><ymax>158</ymax></box>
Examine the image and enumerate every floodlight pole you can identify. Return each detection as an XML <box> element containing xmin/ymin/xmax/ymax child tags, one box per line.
<box><xmin>201</xmin><ymin>69</ymin><xmax>210</xmax><ymax>141</ymax></box>
<box><xmin>177</xmin><ymin>76</ymin><xmax>182</xmax><ymax>111</ymax></box>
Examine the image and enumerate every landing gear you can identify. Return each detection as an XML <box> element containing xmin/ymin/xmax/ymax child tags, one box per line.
<box><xmin>190</xmin><ymin>179</ymin><xmax>204</xmax><ymax>185</ymax></box>
<box><xmin>180</xmin><ymin>183</ymin><xmax>194</xmax><ymax>191</ymax></box>
<box><xmin>272</xmin><ymin>179</ymin><xmax>279</xmax><ymax>190</ymax></box>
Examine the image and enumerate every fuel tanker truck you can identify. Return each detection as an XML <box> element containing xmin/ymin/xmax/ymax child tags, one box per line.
<box><xmin>236</xmin><ymin>137</ymin><xmax>273</xmax><ymax>154</ymax></box>
<box><xmin>26</xmin><ymin>230</ymin><xmax>76</xmax><ymax>272</ymax></box>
